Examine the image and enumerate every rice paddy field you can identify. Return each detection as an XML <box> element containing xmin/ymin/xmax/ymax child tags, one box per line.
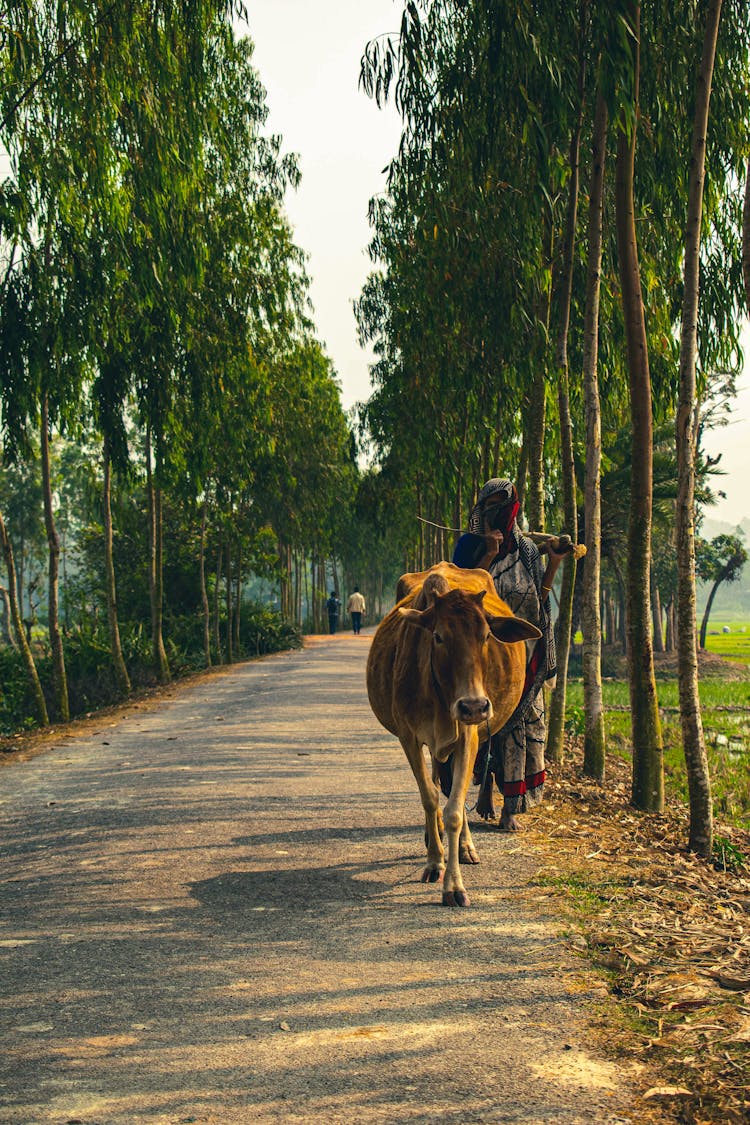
<box><xmin>564</xmin><ymin>623</ymin><xmax>750</xmax><ymax>831</ymax></box>
<box><xmin>703</xmin><ymin>619</ymin><xmax>750</xmax><ymax>663</ymax></box>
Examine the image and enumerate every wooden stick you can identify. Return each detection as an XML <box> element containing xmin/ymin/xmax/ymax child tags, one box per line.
<box><xmin>526</xmin><ymin>531</ymin><xmax>587</xmax><ymax>560</ymax></box>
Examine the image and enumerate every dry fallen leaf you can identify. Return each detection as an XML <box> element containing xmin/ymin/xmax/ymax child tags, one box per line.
<box><xmin>643</xmin><ymin>1086</ymin><xmax>693</xmax><ymax>1099</ymax></box>
<box><xmin>707</xmin><ymin>972</ymin><xmax>750</xmax><ymax>992</ymax></box>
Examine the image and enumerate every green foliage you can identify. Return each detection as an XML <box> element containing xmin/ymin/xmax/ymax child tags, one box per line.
<box><xmin>0</xmin><ymin>645</ymin><xmax>38</xmax><ymax>732</ymax></box>
<box><xmin>0</xmin><ymin>601</ymin><xmax>300</xmax><ymax>736</ymax></box>
<box><xmin>713</xmin><ymin>835</ymin><xmax>747</xmax><ymax>874</ymax></box>
<box><xmin>356</xmin><ymin>0</ymin><xmax>750</xmax><ymax>578</ymax></box>
<box><xmin>239</xmin><ymin>603</ymin><xmax>302</xmax><ymax>656</ymax></box>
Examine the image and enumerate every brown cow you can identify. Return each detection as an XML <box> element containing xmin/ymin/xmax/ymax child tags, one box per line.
<box><xmin>366</xmin><ymin>561</ymin><xmax>541</xmax><ymax>907</ymax></box>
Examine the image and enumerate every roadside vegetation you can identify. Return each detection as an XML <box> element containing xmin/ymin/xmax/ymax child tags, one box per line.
<box><xmin>530</xmin><ymin>741</ymin><xmax>750</xmax><ymax>1125</ymax></box>
<box><xmin>567</xmin><ymin>665</ymin><xmax>750</xmax><ymax>832</ymax></box>
<box><xmin>1</xmin><ymin>7</ymin><xmax>749</xmax><ymax>857</ymax></box>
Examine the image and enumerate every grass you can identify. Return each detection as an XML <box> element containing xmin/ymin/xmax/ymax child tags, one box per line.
<box><xmin>703</xmin><ymin>626</ymin><xmax>750</xmax><ymax>663</ymax></box>
<box><xmin>565</xmin><ymin>674</ymin><xmax>750</xmax><ymax>830</ymax></box>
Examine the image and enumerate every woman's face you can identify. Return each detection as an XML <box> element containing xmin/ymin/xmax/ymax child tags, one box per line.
<box><xmin>481</xmin><ymin>496</ymin><xmax>511</xmax><ymax>538</ymax></box>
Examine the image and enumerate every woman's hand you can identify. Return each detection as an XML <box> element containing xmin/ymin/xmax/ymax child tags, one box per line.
<box><xmin>476</xmin><ymin>530</ymin><xmax>503</xmax><ymax>570</ymax></box>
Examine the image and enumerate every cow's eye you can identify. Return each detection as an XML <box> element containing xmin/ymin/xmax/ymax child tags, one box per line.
<box><xmin>433</xmin><ymin>632</ymin><xmax>443</xmax><ymax>645</ymax></box>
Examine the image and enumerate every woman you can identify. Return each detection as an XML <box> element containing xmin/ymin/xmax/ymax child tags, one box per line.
<box><xmin>453</xmin><ymin>478</ymin><xmax>564</xmax><ymax>830</ymax></box>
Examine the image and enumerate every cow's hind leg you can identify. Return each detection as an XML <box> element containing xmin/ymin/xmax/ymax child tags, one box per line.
<box><xmin>401</xmin><ymin>734</ymin><xmax>445</xmax><ymax>883</ymax></box>
<box><xmin>459</xmin><ymin>809</ymin><xmax>479</xmax><ymax>865</ymax></box>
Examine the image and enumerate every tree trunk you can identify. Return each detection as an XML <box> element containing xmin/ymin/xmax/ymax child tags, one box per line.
<box><xmin>699</xmin><ymin>578</ymin><xmax>721</xmax><ymax>649</ymax></box>
<box><xmin>676</xmin><ymin>0</ymin><xmax>721</xmax><ymax>858</ymax></box>
<box><xmin>0</xmin><ymin>584</ymin><xmax>16</xmax><ymax>647</ymax></box>
<box><xmin>651</xmin><ymin>577</ymin><xmax>665</xmax><ymax>654</ymax></box>
<box><xmin>605</xmin><ymin>587</ymin><xmax>616</xmax><ymax>648</ymax></box>
<box><xmin>213</xmin><ymin>545</ymin><xmax>223</xmax><ymax>662</ymax></box>
<box><xmin>0</xmin><ymin>508</ymin><xmax>49</xmax><ymax>724</ymax></box>
<box><xmin>233</xmin><ymin>542</ymin><xmax>241</xmax><ymax>656</ymax></box>
<box><xmin>199</xmin><ymin>503</ymin><xmax>211</xmax><ymax>668</ymax></box>
<box><xmin>41</xmin><ymin>394</ymin><xmax>69</xmax><ymax>720</ymax></box>
<box><xmin>614</xmin><ymin>4</ymin><xmax>664</xmax><ymax>813</ymax></box>
<box><xmin>742</xmin><ymin>157</ymin><xmax>750</xmax><ymax>315</ymax></box>
<box><xmin>527</xmin><ymin>211</ymin><xmax>554</xmax><ymax>532</ymax></box>
<box><xmin>146</xmin><ymin>428</ymin><xmax>170</xmax><ymax>683</ymax></box>
<box><xmin>515</xmin><ymin>438</ymin><xmax>528</xmax><ymax>528</ymax></box>
<box><xmin>547</xmin><ymin>39</ymin><xmax>585</xmax><ymax>763</ymax></box>
<box><xmin>665</xmin><ymin>601</ymin><xmax>675</xmax><ymax>652</ymax></box>
<box><xmin>582</xmin><ymin>86</ymin><xmax>608</xmax><ymax>780</ymax></box>
<box><xmin>102</xmin><ymin>439</ymin><xmax>131</xmax><ymax>695</ymax></box>
<box><xmin>225</xmin><ymin>540</ymin><xmax>233</xmax><ymax>663</ymax></box>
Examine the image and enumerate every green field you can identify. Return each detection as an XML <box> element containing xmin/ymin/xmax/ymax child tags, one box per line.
<box><xmin>703</xmin><ymin>620</ymin><xmax>750</xmax><ymax>663</ymax></box>
<box><xmin>565</xmin><ymin>674</ymin><xmax>750</xmax><ymax>830</ymax></box>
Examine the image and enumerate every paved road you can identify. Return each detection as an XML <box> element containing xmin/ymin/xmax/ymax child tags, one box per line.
<box><xmin>1</xmin><ymin>632</ymin><xmax>635</xmax><ymax>1124</ymax></box>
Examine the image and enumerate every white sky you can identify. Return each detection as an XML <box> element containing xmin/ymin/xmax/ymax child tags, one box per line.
<box><xmin>240</xmin><ymin>0</ymin><xmax>403</xmax><ymax>410</ymax></box>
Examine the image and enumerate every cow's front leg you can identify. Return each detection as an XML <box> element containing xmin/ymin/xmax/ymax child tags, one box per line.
<box><xmin>400</xmin><ymin>734</ymin><xmax>445</xmax><ymax>883</ymax></box>
<box><xmin>442</xmin><ymin>727</ymin><xmax>479</xmax><ymax>907</ymax></box>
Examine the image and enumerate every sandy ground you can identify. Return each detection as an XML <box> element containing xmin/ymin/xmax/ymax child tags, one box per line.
<box><xmin>0</xmin><ymin>630</ymin><xmax>639</xmax><ymax>1124</ymax></box>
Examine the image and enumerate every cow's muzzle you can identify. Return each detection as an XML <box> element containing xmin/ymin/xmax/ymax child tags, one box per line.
<box><xmin>454</xmin><ymin>696</ymin><xmax>492</xmax><ymax>724</ymax></box>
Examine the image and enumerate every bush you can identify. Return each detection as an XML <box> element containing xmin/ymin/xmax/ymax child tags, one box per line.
<box><xmin>0</xmin><ymin>601</ymin><xmax>301</xmax><ymax>737</ymax></box>
<box><xmin>0</xmin><ymin>647</ymin><xmax>41</xmax><ymax>734</ymax></box>
<box><xmin>240</xmin><ymin>602</ymin><xmax>302</xmax><ymax>655</ymax></box>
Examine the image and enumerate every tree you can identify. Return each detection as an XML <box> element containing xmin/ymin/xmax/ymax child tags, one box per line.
<box><xmin>613</xmin><ymin>2</ymin><xmax>664</xmax><ymax>813</ymax></box>
<box><xmin>545</xmin><ymin>0</ymin><xmax>588</xmax><ymax>764</ymax></box>
<box><xmin>0</xmin><ymin>505</ymin><xmax>48</xmax><ymax>724</ymax></box>
<box><xmin>696</xmin><ymin>533</ymin><xmax>747</xmax><ymax>648</ymax></box>
<box><xmin>675</xmin><ymin>0</ymin><xmax>723</xmax><ymax>858</ymax></box>
<box><xmin>581</xmin><ymin>85</ymin><xmax>608</xmax><ymax>780</ymax></box>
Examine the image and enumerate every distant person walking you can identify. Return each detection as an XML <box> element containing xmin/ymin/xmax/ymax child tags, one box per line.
<box><xmin>326</xmin><ymin>591</ymin><xmax>340</xmax><ymax>635</ymax></box>
<box><xmin>346</xmin><ymin>587</ymin><xmax>366</xmax><ymax>634</ymax></box>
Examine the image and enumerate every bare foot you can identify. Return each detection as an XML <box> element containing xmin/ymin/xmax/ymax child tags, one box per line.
<box><xmin>475</xmin><ymin>783</ymin><xmax>496</xmax><ymax>820</ymax></box>
<box><xmin>499</xmin><ymin>808</ymin><xmax>523</xmax><ymax>832</ymax></box>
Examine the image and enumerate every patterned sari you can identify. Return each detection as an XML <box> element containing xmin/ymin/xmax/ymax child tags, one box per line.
<box><xmin>466</xmin><ymin>479</ymin><xmax>556</xmax><ymax>816</ymax></box>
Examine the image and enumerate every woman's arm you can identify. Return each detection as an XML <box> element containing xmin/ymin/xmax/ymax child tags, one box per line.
<box><xmin>540</xmin><ymin>546</ymin><xmax>567</xmax><ymax>600</ymax></box>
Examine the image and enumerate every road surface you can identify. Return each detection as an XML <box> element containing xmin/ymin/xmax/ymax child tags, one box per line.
<box><xmin>1</xmin><ymin>631</ymin><xmax>636</xmax><ymax>1124</ymax></box>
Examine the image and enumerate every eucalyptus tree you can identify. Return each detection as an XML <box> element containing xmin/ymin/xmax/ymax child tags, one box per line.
<box><xmin>696</xmin><ymin>533</ymin><xmax>748</xmax><ymax>648</ymax></box>
<box><xmin>674</xmin><ymin>0</ymin><xmax>723</xmax><ymax>858</ymax></box>
<box><xmin>0</xmin><ymin>505</ymin><xmax>48</xmax><ymax>723</ymax></box>
<box><xmin>1</xmin><ymin>2</ymin><xmax>248</xmax><ymax>698</ymax></box>
<box><xmin>360</xmin><ymin>1</ymin><xmax>584</xmax><ymax>556</ymax></box>
<box><xmin>744</xmin><ymin>161</ymin><xmax>750</xmax><ymax>308</ymax></box>
<box><xmin>612</xmin><ymin>2</ymin><xmax>665</xmax><ymax>811</ymax></box>
<box><xmin>580</xmin><ymin>85</ymin><xmax>608</xmax><ymax>779</ymax></box>
<box><xmin>257</xmin><ymin>335</ymin><xmax>357</xmax><ymax>618</ymax></box>
<box><xmin>544</xmin><ymin>0</ymin><xmax>592</xmax><ymax>764</ymax></box>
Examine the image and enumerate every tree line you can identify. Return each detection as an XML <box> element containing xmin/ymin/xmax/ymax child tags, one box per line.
<box><xmin>2</xmin><ymin>2</ymin><xmax>749</xmax><ymax>863</ymax></box>
<box><xmin>0</xmin><ymin>3</ymin><xmax>399</xmax><ymax>732</ymax></box>
<box><xmin>357</xmin><ymin>0</ymin><xmax>750</xmax><ymax>857</ymax></box>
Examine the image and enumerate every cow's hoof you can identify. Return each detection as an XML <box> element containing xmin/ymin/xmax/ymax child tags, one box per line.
<box><xmin>421</xmin><ymin>864</ymin><xmax>444</xmax><ymax>884</ymax></box>
<box><xmin>442</xmin><ymin>889</ymin><xmax>470</xmax><ymax>907</ymax></box>
<box><xmin>459</xmin><ymin>844</ymin><xmax>480</xmax><ymax>865</ymax></box>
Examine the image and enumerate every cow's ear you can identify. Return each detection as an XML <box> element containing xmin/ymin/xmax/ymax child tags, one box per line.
<box><xmin>398</xmin><ymin>606</ymin><xmax>435</xmax><ymax>630</ymax></box>
<box><xmin>487</xmin><ymin>614</ymin><xmax>542</xmax><ymax>643</ymax></box>
<box><xmin>469</xmin><ymin>590</ymin><xmax>487</xmax><ymax>607</ymax></box>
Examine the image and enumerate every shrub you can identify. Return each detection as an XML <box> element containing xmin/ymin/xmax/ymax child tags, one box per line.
<box><xmin>0</xmin><ymin>601</ymin><xmax>301</xmax><ymax>737</ymax></box>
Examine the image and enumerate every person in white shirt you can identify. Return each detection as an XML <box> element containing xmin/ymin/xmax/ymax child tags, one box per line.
<box><xmin>346</xmin><ymin>588</ymin><xmax>366</xmax><ymax>634</ymax></box>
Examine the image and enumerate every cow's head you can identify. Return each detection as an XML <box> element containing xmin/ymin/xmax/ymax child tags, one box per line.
<box><xmin>398</xmin><ymin>588</ymin><xmax>541</xmax><ymax>725</ymax></box>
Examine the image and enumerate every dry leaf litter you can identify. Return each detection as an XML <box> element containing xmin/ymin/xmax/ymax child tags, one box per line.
<box><xmin>521</xmin><ymin>738</ymin><xmax>750</xmax><ymax>1125</ymax></box>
